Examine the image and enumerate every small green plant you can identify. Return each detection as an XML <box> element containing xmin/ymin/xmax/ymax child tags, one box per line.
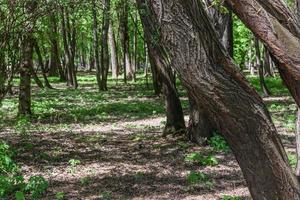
<box><xmin>25</xmin><ymin>176</ymin><xmax>49</xmax><ymax>199</ymax></box>
<box><xmin>101</xmin><ymin>191</ymin><xmax>113</xmax><ymax>200</ymax></box>
<box><xmin>187</xmin><ymin>171</ymin><xmax>213</xmax><ymax>188</ymax></box>
<box><xmin>288</xmin><ymin>153</ymin><xmax>297</xmax><ymax>169</ymax></box>
<box><xmin>0</xmin><ymin>141</ymin><xmax>48</xmax><ymax>199</ymax></box>
<box><xmin>185</xmin><ymin>152</ymin><xmax>218</xmax><ymax>166</ymax></box>
<box><xmin>56</xmin><ymin>191</ymin><xmax>65</xmax><ymax>200</ymax></box>
<box><xmin>208</xmin><ymin>134</ymin><xmax>230</xmax><ymax>152</ymax></box>
<box><xmin>177</xmin><ymin>141</ymin><xmax>191</xmax><ymax>149</ymax></box>
<box><xmin>68</xmin><ymin>159</ymin><xmax>81</xmax><ymax>174</ymax></box>
<box><xmin>220</xmin><ymin>195</ymin><xmax>242</xmax><ymax>200</ymax></box>
<box><xmin>14</xmin><ymin>116</ymin><xmax>31</xmax><ymax>135</ymax></box>
<box><xmin>80</xmin><ymin>176</ymin><xmax>92</xmax><ymax>186</ymax></box>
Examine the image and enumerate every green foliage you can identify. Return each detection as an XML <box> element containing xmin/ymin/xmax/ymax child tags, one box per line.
<box><xmin>25</xmin><ymin>176</ymin><xmax>49</xmax><ymax>199</ymax></box>
<box><xmin>15</xmin><ymin>191</ymin><xmax>26</xmax><ymax>200</ymax></box>
<box><xmin>101</xmin><ymin>191</ymin><xmax>113</xmax><ymax>200</ymax></box>
<box><xmin>233</xmin><ymin>15</ymin><xmax>253</xmax><ymax>68</ymax></box>
<box><xmin>68</xmin><ymin>159</ymin><xmax>81</xmax><ymax>174</ymax></box>
<box><xmin>0</xmin><ymin>141</ymin><xmax>48</xmax><ymax>199</ymax></box>
<box><xmin>288</xmin><ymin>153</ymin><xmax>297</xmax><ymax>169</ymax></box>
<box><xmin>220</xmin><ymin>195</ymin><xmax>242</xmax><ymax>200</ymax></box>
<box><xmin>14</xmin><ymin>116</ymin><xmax>31</xmax><ymax>135</ymax></box>
<box><xmin>56</xmin><ymin>192</ymin><xmax>65</xmax><ymax>200</ymax></box>
<box><xmin>185</xmin><ymin>153</ymin><xmax>218</xmax><ymax>166</ymax></box>
<box><xmin>208</xmin><ymin>134</ymin><xmax>230</xmax><ymax>152</ymax></box>
<box><xmin>187</xmin><ymin>171</ymin><xmax>213</xmax><ymax>187</ymax></box>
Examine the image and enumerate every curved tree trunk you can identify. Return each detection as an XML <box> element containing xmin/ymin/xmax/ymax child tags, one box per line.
<box><xmin>138</xmin><ymin>0</ymin><xmax>300</xmax><ymax>199</ymax></box>
<box><xmin>138</xmin><ymin>5</ymin><xmax>186</xmax><ymax>135</ymax></box>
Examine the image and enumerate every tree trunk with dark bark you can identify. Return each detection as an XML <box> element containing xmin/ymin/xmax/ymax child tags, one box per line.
<box><xmin>19</xmin><ymin>35</ymin><xmax>33</xmax><ymax>115</ymax></box>
<box><xmin>254</xmin><ymin>38</ymin><xmax>271</xmax><ymax>96</ymax></box>
<box><xmin>49</xmin><ymin>13</ymin><xmax>64</xmax><ymax>81</ymax></box>
<box><xmin>33</xmin><ymin>39</ymin><xmax>53</xmax><ymax>89</ymax></box>
<box><xmin>92</xmin><ymin>0</ymin><xmax>102</xmax><ymax>91</ymax></box>
<box><xmin>119</xmin><ymin>0</ymin><xmax>133</xmax><ymax>82</ymax></box>
<box><xmin>100</xmin><ymin>0</ymin><xmax>111</xmax><ymax>91</ymax></box>
<box><xmin>137</xmin><ymin>3</ymin><xmax>186</xmax><ymax>135</ymax></box>
<box><xmin>139</xmin><ymin>0</ymin><xmax>300</xmax><ymax>199</ymax></box>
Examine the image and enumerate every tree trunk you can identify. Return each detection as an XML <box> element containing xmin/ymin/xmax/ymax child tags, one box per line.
<box><xmin>254</xmin><ymin>38</ymin><xmax>271</xmax><ymax>96</ymax></box>
<box><xmin>49</xmin><ymin>13</ymin><xmax>64</xmax><ymax>81</ymax></box>
<box><xmin>119</xmin><ymin>0</ymin><xmax>133</xmax><ymax>83</ymax></box>
<box><xmin>138</xmin><ymin>4</ymin><xmax>186</xmax><ymax>135</ymax></box>
<box><xmin>19</xmin><ymin>35</ymin><xmax>33</xmax><ymax>115</ymax></box>
<box><xmin>187</xmin><ymin>93</ymin><xmax>214</xmax><ymax>144</ymax></box>
<box><xmin>33</xmin><ymin>39</ymin><xmax>53</xmax><ymax>89</ymax></box>
<box><xmin>92</xmin><ymin>0</ymin><xmax>102</xmax><ymax>91</ymax></box>
<box><xmin>148</xmin><ymin>49</ymin><xmax>162</xmax><ymax>95</ymax></box>
<box><xmin>225</xmin><ymin>0</ymin><xmax>300</xmax><ymax>107</ymax></box>
<box><xmin>109</xmin><ymin>21</ymin><xmax>119</xmax><ymax>79</ymax></box>
<box><xmin>263</xmin><ymin>46</ymin><xmax>273</xmax><ymax>77</ymax></box>
<box><xmin>139</xmin><ymin>0</ymin><xmax>300</xmax><ymax>199</ymax></box>
<box><xmin>100</xmin><ymin>0</ymin><xmax>111</xmax><ymax>91</ymax></box>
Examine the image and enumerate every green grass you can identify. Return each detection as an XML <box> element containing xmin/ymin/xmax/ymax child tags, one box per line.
<box><xmin>247</xmin><ymin>76</ymin><xmax>289</xmax><ymax>96</ymax></box>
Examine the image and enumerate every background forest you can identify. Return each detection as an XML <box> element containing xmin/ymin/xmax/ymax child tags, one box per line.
<box><xmin>0</xmin><ymin>0</ymin><xmax>300</xmax><ymax>199</ymax></box>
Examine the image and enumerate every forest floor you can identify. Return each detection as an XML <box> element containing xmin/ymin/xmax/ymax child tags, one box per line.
<box><xmin>0</xmin><ymin>74</ymin><xmax>297</xmax><ymax>200</ymax></box>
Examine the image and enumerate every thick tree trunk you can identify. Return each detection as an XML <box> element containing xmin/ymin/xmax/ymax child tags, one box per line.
<box><xmin>100</xmin><ymin>0</ymin><xmax>111</xmax><ymax>91</ymax></box>
<box><xmin>187</xmin><ymin>94</ymin><xmax>214</xmax><ymax>144</ymax></box>
<box><xmin>296</xmin><ymin>109</ymin><xmax>300</xmax><ymax>180</ymax></box>
<box><xmin>109</xmin><ymin>21</ymin><xmax>119</xmax><ymax>79</ymax></box>
<box><xmin>138</xmin><ymin>4</ymin><xmax>186</xmax><ymax>135</ymax></box>
<box><xmin>19</xmin><ymin>36</ymin><xmax>33</xmax><ymax>115</ymax></box>
<box><xmin>254</xmin><ymin>38</ymin><xmax>271</xmax><ymax>96</ymax></box>
<box><xmin>225</xmin><ymin>0</ymin><xmax>300</xmax><ymax>107</ymax></box>
<box><xmin>139</xmin><ymin>0</ymin><xmax>300</xmax><ymax>199</ymax></box>
<box><xmin>92</xmin><ymin>0</ymin><xmax>102</xmax><ymax>91</ymax></box>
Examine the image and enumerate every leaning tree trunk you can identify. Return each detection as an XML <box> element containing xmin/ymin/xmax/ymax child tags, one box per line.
<box><xmin>138</xmin><ymin>4</ymin><xmax>186</xmax><ymax>135</ymax></box>
<box><xmin>254</xmin><ymin>38</ymin><xmax>271</xmax><ymax>96</ymax></box>
<box><xmin>139</xmin><ymin>0</ymin><xmax>300</xmax><ymax>199</ymax></box>
<box><xmin>225</xmin><ymin>0</ymin><xmax>300</xmax><ymax>182</ymax></box>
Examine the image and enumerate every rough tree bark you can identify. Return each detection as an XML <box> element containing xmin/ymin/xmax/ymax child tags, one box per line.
<box><xmin>225</xmin><ymin>0</ymin><xmax>300</xmax><ymax>182</ymax></box>
<box><xmin>19</xmin><ymin>35</ymin><xmax>33</xmax><ymax>115</ymax></box>
<box><xmin>137</xmin><ymin>1</ymin><xmax>186</xmax><ymax>135</ymax></box>
<box><xmin>139</xmin><ymin>0</ymin><xmax>300</xmax><ymax>199</ymax></box>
